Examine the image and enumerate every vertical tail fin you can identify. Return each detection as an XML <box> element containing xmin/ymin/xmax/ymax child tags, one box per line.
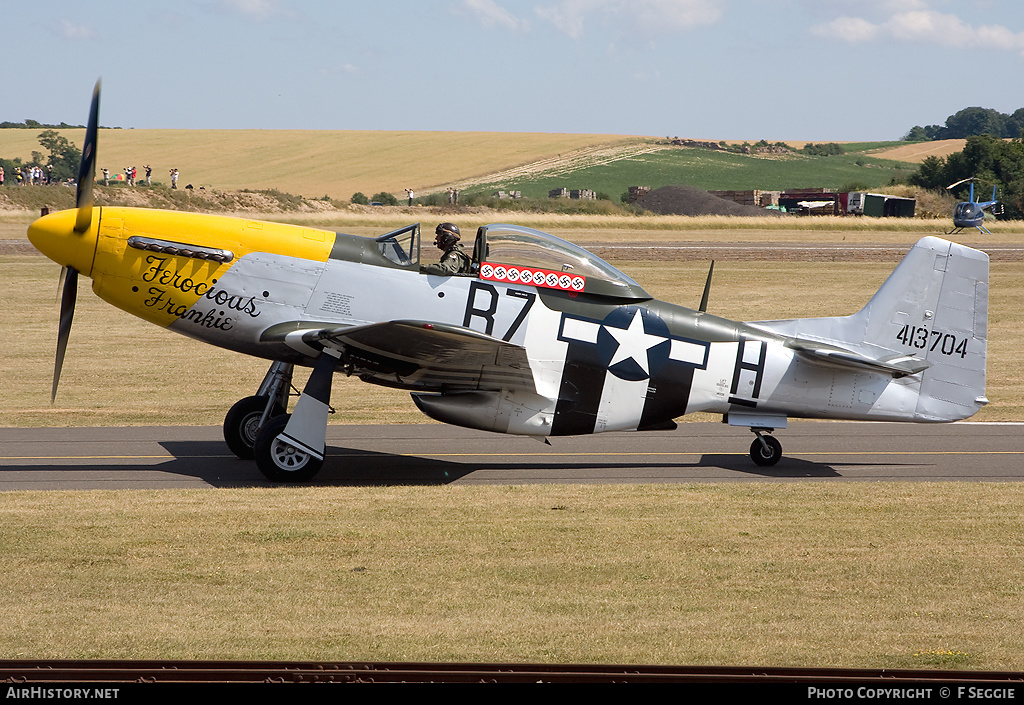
<box><xmin>882</xmin><ymin>237</ymin><xmax>988</xmax><ymax>419</ymax></box>
<box><xmin>751</xmin><ymin>237</ymin><xmax>989</xmax><ymax>421</ymax></box>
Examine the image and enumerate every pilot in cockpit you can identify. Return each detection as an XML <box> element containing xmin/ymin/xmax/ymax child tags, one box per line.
<box><xmin>423</xmin><ymin>222</ymin><xmax>472</xmax><ymax>275</ymax></box>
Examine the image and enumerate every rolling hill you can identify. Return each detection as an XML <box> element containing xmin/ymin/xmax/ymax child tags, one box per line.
<box><xmin>1</xmin><ymin>128</ymin><xmax>930</xmax><ymax>205</ymax></box>
<box><xmin>0</xmin><ymin>129</ymin><xmax>646</xmax><ymax>201</ymax></box>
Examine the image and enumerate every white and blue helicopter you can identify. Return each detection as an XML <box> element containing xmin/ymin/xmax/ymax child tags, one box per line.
<box><xmin>28</xmin><ymin>83</ymin><xmax>990</xmax><ymax>482</ymax></box>
<box><xmin>947</xmin><ymin>177</ymin><xmax>1002</xmax><ymax>234</ymax></box>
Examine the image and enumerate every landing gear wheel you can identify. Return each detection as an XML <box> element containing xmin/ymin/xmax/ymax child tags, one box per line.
<box><xmin>750</xmin><ymin>435</ymin><xmax>783</xmax><ymax>467</ymax></box>
<box><xmin>223</xmin><ymin>395</ymin><xmax>285</xmax><ymax>460</ymax></box>
<box><xmin>254</xmin><ymin>414</ymin><xmax>323</xmax><ymax>483</ymax></box>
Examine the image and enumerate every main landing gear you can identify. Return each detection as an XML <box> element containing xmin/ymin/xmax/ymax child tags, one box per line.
<box><xmin>222</xmin><ymin>351</ymin><xmax>340</xmax><ymax>483</ymax></box>
<box><xmin>749</xmin><ymin>427</ymin><xmax>783</xmax><ymax>467</ymax></box>
<box><xmin>253</xmin><ymin>414</ymin><xmax>323</xmax><ymax>483</ymax></box>
<box><xmin>223</xmin><ymin>360</ymin><xmax>293</xmax><ymax>460</ymax></box>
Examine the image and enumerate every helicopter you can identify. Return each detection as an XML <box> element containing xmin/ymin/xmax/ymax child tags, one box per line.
<box><xmin>947</xmin><ymin>177</ymin><xmax>1002</xmax><ymax>235</ymax></box>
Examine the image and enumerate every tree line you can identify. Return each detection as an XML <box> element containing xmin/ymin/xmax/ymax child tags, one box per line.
<box><xmin>0</xmin><ymin>130</ymin><xmax>82</xmax><ymax>183</ymax></box>
<box><xmin>910</xmin><ymin>134</ymin><xmax>1024</xmax><ymax>218</ymax></box>
<box><xmin>904</xmin><ymin>106</ymin><xmax>1024</xmax><ymax>141</ymax></box>
<box><xmin>0</xmin><ymin>119</ymin><xmax>86</xmax><ymax>130</ymax></box>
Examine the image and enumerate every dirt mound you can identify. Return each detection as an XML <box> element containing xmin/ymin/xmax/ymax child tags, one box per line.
<box><xmin>637</xmin><ymin>185</ymin><xmax>776</xmax><ymax>217</ymax></box>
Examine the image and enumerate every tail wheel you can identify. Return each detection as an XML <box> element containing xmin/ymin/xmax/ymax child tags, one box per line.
<box><xmin>223</xmin><ymin>395</ymin><xmax>285</xmax><ymax>460</ymax></box>
<box><xmin>749</xmin><ymin>435</ymin><xmax>782</xmax><ymax>467</ymax></box>
<box><xmin>254</xmin><ymin>414</ymin><xmax>323</xmax><ymax>483</ymax></box>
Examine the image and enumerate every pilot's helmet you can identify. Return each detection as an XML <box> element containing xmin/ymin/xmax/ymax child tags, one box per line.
<box><xmin>435</xmin><ymin>222</ymin><xmax>460</xmax><ymax>248</ymax></box>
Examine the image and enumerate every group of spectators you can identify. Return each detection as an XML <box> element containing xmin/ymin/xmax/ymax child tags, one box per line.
<box><xmin>0</xmin><ymin>164</ymin><xmax>179</xmax><ymax>188</ymax></box>
<box><xmin>0</xmin><ymin>164</ymin><xmax>67</xmax><ymax>186</ymax></box>
<box><xmin>102</xmin><ymin>165</ymin><xmax>159</xmax><ymax>186</ymax></box>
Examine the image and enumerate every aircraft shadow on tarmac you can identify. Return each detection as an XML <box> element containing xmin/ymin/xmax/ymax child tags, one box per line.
<box><xmin>146</xmin><ymin>440</ymin><xmax>865</xmax><ymax>486</ymax></box>
<box><xmin>2</xmin><ymin>441</ymin><xmax>923</xmax><ymax>489</ymax></box>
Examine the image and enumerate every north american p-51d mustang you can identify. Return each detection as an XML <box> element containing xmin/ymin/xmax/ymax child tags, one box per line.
<box><xmin>29</xmin><ymin>83</ymin><xmax>990</xmax><ymax>481</ymax></box>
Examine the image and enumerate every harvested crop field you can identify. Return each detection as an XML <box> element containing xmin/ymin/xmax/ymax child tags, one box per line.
<box><xmin>870</xmin><ymin>139</ymin><xmax>968</xmax><ymax>163</ymax></box>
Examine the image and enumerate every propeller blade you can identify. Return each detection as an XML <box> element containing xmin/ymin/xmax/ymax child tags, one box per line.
<box><xmin>74</xmin><ymin>79</ymin><xmax>101</xmax><ymax>234</ymax></box>
<box><xmin>56</xmin><ymin>266</ymin><xmax>67</xmax><ymax>303</ymax></box>
<box><xmin>52</xmin><ymin>267</ymin><xmax>79</xmax><ymax>403</ymax></box>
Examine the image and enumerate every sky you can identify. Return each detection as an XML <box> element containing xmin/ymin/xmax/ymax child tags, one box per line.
<box><xmin>3</xmin><ymin>0</ymin><xmax>1024</xmax><ymax>141</ymax></box>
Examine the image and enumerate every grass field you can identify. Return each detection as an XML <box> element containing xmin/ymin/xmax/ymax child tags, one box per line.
<box><xmin>3</xmin><ymin>206</ymin><xmax>1023</xmax><ymax>668</ymax></box>
<box><xmin>2</xmin><ymin>129</ymin><xmax>930</xmax><ymax>205</ymax></box>
<box><xmin>467</xmin><ymin>146</ymin><xmax>917</xmax><ymax>201</ymax></box>
<box><xmin>0</xmin><ymin>129</ymin><xmax>644</xmax><ymax>201</ymax></box>
<box><xmin>2</xmin><ymin>483</ymin><xmax>1023</xmax><ymax>667</ymax></box>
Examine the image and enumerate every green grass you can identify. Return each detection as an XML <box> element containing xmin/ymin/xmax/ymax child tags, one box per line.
<box><xmin>466</xmin><ymin>146</ymin><xmax>917</xmax><ymax>200</ymax></box>
<box><xmin>840</xmin><ymin>140</ymin><xmax>915</xmax><ymax>153</ymax></box>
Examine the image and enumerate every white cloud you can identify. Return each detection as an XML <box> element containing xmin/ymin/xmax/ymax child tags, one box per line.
<box><xmin>461</xmin><ymin>0</ymin><xmax>530</xmax><ymax>31</ymax></box>
<box><xmin>535</xmin><ymin>0</ymin><xmax>722</xmax><ymax>39</ymax></box>
<box><xmin>886</xmin><ymin>10</ymin><xmax>969</xmax><ymax>43</ymax></box>
<box><xmin>810</xmin><ymin>5</ymin><xmax>1024</xmax><ymax>55</ymax></box>
<box><xmin>888</xmin><ymin>11</ymin><xmax>1024</xmax><ymax>52</ymax></box>
<box><xmin>534</xmin><ymin>0</ymin><xmax>591</xmax><ymax>39</ymax></box>
<box><xmin>810</xmin><ymin>16</ymin><xmax>880</xmax><ymax>43</ymax></box>
<box><xmin>975</xmin><ymin>23</ymin><xmax>1024</xmax><ymax>52</ymax></box>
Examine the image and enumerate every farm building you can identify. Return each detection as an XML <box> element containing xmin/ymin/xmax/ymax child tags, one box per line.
<box><xmin>549</xmin><ymin>188</ymin><xmax>597</xmax><ymax>200</ymax></box>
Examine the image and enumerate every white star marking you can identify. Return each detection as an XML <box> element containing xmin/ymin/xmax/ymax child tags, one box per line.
<box><xmin>604</xmin><ymin>309</ymin><xmax>664</xmax><ymax>375</ymax></box>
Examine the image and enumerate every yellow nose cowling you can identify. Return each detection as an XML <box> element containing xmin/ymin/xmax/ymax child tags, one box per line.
<box><xmin>27</xmin><ymin>208</ymin><xmax>100</xmax><ymax>277</ymax></box>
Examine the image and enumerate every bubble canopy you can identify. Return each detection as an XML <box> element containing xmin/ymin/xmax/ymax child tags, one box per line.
<box><xmin>367</xmin><ymin>222</ymin><xmax>651</xmax><ymax>300</ymax></box>
<box><xmin>474</xmin><ymin>224</ymin><xmax>650</xmax><ymax>300</ymax></box>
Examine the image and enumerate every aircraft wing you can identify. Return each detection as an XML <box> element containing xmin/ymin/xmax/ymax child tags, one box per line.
<box><xmin>262</xmin><ymin>320</ymin><xmax>537</xmax><ymax>392</ymax></box>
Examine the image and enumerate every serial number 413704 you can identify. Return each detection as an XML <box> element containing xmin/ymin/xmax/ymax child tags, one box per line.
<box><xmin>896</xmin><ymin>324</ymin><xmax>969</xmax><ymax>358</ymax></box>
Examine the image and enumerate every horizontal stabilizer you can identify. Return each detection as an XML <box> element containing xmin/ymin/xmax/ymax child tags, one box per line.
<box><xmin>788</xmin><ymin>340</ymin><xmax>931</xmax><ymax>378</ymax></box>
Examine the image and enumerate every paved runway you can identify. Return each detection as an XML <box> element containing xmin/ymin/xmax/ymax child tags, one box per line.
<box><xmin>1</xmin><ymin>421</ymin><xmax>1022</xmax><ymax>490</ymax></box>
